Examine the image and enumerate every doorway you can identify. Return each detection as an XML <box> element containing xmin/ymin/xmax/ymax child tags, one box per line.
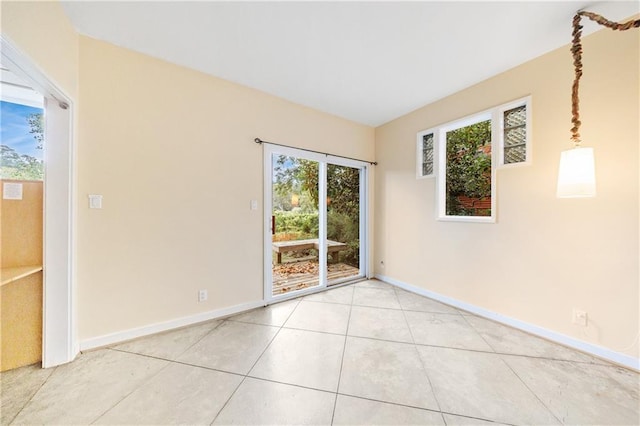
<box><xmin>1</xmin><ymin>36</ymin><xmax>75</xmax><ymax>368</ymax></box>
<box><xmin>0</xmin><ymin>67</ymin><xmax>45</xmax><ymax>371</ymax></box>
<box><xmin>263</xmin><ymin>144</ymin><xmax>367</xmax><ymax>302</ymax></box>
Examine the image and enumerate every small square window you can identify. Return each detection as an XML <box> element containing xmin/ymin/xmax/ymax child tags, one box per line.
<box><xmin>417</xmin><ymin>130</ymin><xmax>435</xmax><ymax>178</ymax></box>
<box><xmin>503</xmin><ymin>105</ymin><xmax>527</xmax><ymax>164</ymax></box>
<box><xmin>499</xmin><ymin>98</ymin><xmax>531</xmax><ymax>167</ymax></box>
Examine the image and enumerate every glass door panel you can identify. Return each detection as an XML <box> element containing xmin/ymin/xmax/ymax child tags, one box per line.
<box><xmin>271</xmin><ymin>154</ymin><xmax>321</xmax><ymax>296</ymax></box>
<box><xmin>326</xmin><ymin>163</ymin><xmax>363</xmax><ymax>285</ymax></box>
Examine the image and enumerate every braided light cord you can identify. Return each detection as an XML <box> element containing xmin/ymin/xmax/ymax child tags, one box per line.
<box><xmin>570</xmin><ymin>11</ymin><xmax>640</xmax><ymax>146</ymax></box>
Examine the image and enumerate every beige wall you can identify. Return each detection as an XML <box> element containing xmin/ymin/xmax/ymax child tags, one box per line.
<box><xmin>1</xmin><ymin>1</ymin><xmax>374</xmax><ymax>344</ymax></box>
<box><xmin>375</xmin><ymin>26</ymin><xmax>639</xmax><ymax>358</ymax></box>
<box><xmin>4</xmin><ymin>1</ymin><xmax>636</xmax><ymax>363</ymax></box>
<box><xmin>1</xmin><ymin>0</ymin><xmax>79</xmax><ymax>99</ymax></box>
<box><xmin>77</xmin><ymin>36</ymin><xmax>374</xmax><ymax>339</ymax></box>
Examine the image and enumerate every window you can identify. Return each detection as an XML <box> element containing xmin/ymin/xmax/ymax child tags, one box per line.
<box><xmin>438</xmin><ymin>112</ymin><xmax>495</xmax><ymax>222</ymax></box>
<box><xmin>416</xmin><ymin>130</ymin><xmax>435</xmax><ymax>178</ymax></box>
<box><xmin>499</xmin><ymin>97</ymin><xmax>531</xmax><ymax>166</ymax></box>
<box><xmin>419</xmin><ymin>96</ymin><xmax>531</xmax><ymax>223</ymax></box>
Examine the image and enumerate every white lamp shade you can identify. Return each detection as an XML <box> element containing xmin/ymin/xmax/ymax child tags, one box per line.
<box><xmin>557</xmin><ymin>147</ymin><xmax>596</xmax><ymax>198</ymax></box>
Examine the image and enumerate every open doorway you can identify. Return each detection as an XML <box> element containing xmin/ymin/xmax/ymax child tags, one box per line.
<box><xmin>1</xmin><ymin>36</ymin><xmax>75</xmax><ymax>369</ymax></box>
<box><xmin>0</xmin><ymin>67</ymin><xmax>45</xmax><ymax>371</ymax></box>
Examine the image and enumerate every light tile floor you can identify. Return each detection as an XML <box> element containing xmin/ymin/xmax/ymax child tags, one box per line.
<box><xmin>2</xmin><ymin>280</ymin><xmax>639</xmax><ymax>425</ymax></box>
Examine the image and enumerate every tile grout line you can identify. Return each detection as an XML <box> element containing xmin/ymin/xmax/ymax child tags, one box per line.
<box><xmin>207</xmin><ymin>375</ymin><xmax>247</xmax><ymax>425</ymax></box>
<box><xmin>106</xmin><ymin>349</ymin><xmax>247</xmax><ymax>380</ymax></box>
<box><xmin>393</xmin><ymin>287</ymin><xmax>493</xmax><ymax>426</ymax></box>
<box><xmin>498</xmin><ymin>355</ymin><xmax>564</xmax><ymax>425</ymax></box>
<box><xmin>103</xmin><ymin>318</ymin><xmax>225</xmax><ymax>371</ymax></box>
<box><xmin>393</xmin><ymin>285</ymin><xmax>464</xmax><ymax>317</ymax></box>
<box><xmin>280</xmin><ymin>324</ymin><xmax>352</xmax><ymax>338</ymax></box>
<box><xmin>461</xmin><ymin>314</ymin><xmax>563</xmax><ymax>425</ymax></box>
<box><xmin>298</xmin><ymin>286</ymin><xmax>593</xmax><ymax>359</ymax></box>
<box><xmin>243</xmin><ymin>375</ymin><xmax>338</xmax><ymax>396</ymax></box>
<box><xmin>108</xmin><ymin>319</ymin><xmax>612</xmax><ymax>417</ymax></box>
<box><xmin>10</xmin><ymin>281</ymin><xmax>635</xmax><ymax>425</ymax></box>
<box><xmin>460</xmin><ymin>312</ymin><xmax>499</xmax><ymax>354</ymax></box>
<box><xmin>336</xmin><ymin>391</ymin><xmax>444</xmax><ymax>414</ymax></box>
<box><xmin>393</xmin><ymin>288</ymin><xmax>611</xmax><ymax>365</ymax></box>
<box><xmin>103</xmin><ymin>286</ymin><xmax>608</xmax><ymax>423</ymax></box>
<box><xmin>208</xmin><ymin>298</ymin><xmax>302</xmax><ymax>425</ymax></box>
<box><xmin>440</xmin><ymin>410</ymin><xmax>520</xmax><ymax>426</ymax></box>
<box><xmin>297</xmin><ymin>283</ymin><xmax>470</xmax><ymax>313</ymax></box>
<box><xmin>89</xmin><ymin>350</ymin><xmax>174</xmax><ymax>425</ymax></box>
<box><xmin>458</xmin><ymin>314</ymin><xmax>606</xmax><ymax>367</ymax></box>
<box><xmin>5</xmin><ymin>364</ymin><xmax>57</xmax><ymax>425</ymax></box>
<box><xmin>394</xmin><ymin>285</ymin><xmax>444</xmax><ymax>416</ymax></box>
<box><xmin>492</xmin><ymin>350</ymin><xmax>608</xmax><ymax>366</ymax></box>
<box><xmin>335</xmin><ymin>391</ymin><xmax>515</xmax><ymax>426</ymax></box>
<box><xmin>103</xmin><ymin>299</ymin><xmax>333</xmax><ymax>423</ymax></box>
<box><xmin>174</xmin><ymin>319</ymin><xmax>226</xmax><ymax>359</ymax></box>
<box><xmin>330</xmin><ymin>290</ymin><xmax>354</xmax><ymax>425</ymax></box>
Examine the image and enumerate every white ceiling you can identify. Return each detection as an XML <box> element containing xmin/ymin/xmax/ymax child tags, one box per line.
<box><xmin>61</xmin><ymin>1</ymin><xmax>639</xmax><ymax>127</ymax></box>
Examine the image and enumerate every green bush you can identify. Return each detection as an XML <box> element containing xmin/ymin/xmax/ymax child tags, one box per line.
<box><xmin>328</xmin><ymin>211</ymin><xmax>360</xmax><ymax>267</ymax></box>
<box><xmin>274</xmin><ymin>211</ymin><xmax>319</xmax><ymax>238</ymax></box>
<box><xmin>273</xmin><ymin>210</ymin><xmax>360</xmax><ymax>267</ymax></box>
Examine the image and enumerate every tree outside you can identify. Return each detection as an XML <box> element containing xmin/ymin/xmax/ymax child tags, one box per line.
<box><xmin>1</xmin><ymin>101</ymin><xmax>44</xmax><ymax>181</ymax></box>
<box><xmin>445</xmin><ymin>119</ymin><xmax>492</xmax><ymax>216</ymax></box>
<box><xmin>1</xmin><ymin>145</ymin><xmax>43</xmax><ymax>180</ymax></box>
<box><xmin>272</xmin><ymin>155</ymin><xmax>360</xmax><ymax>268</ymax></box>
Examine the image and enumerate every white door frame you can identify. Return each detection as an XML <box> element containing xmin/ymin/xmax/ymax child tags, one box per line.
<box><xmin>263</xmin><ymin>143</ymin><xmax>368</xmax><ymax>304</ymax></box>
<box><xmin>1</xmin><ymin>35</ymin><xmax>77</xmax><ymax>368</ymax></box>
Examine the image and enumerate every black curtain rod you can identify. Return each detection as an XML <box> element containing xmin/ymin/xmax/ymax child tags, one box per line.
<box><xmin>254</xmin><ymin>138</ymin><xmax>377</xmax><ymax>166</ymax></box>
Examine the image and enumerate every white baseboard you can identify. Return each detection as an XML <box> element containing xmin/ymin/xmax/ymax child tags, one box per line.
<box><xmin>375</xmin><ymin>274</ymin><xmax>639</xmax><ymax>371</ymax></box>
<box><xmin>80</xmin><ymin>300</ymin><xmax>265</xmax><ymax>351</ymax></box>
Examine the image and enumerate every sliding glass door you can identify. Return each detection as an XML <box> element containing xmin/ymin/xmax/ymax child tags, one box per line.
<box><xmin>264</xmin><ymin>145</ymin><xmax>367</xmax><ymax>301</ymax></box>
<box><xmin>326</xmin><ymin>164</ymin><xmax>363</xmax><ymax>286</ymax></box>
<box><xmin>270</xmin><ymin>154</ymin><xmax>321</xmax><ymax>295</ymax></box>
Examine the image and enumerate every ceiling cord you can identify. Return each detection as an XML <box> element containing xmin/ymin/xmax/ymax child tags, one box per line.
<box><xmin>570</xmin><ymin>11</ymin><xmax>640</xmax><ymax>146</ymax></box>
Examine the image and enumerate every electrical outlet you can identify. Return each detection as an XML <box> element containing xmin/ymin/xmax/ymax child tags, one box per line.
<box><xmin>572</xmin><ymin>308</ymin><xmax>588</xmax><ymax>326</ymax></box>
<box><xmin>198</xmin><ymin>289</ymin><xmax>208</xmax><ymax>302</ymax></box>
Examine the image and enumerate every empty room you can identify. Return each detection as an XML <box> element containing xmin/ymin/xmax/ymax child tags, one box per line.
<box><xmin>1</xmin><ymin>1</ymin><xmax>639</xmax><ymax>425</ymax></box>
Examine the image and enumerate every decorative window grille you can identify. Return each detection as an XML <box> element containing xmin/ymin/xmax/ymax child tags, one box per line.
<box><xmin>503</xmin><ymin>105</ymin><xmax>527</xmax><ymax>164</ymax></box>
<box><xmin>417</xmin><ymin>129</ymin><xmax>436</xmax><ymax>178</ymax></box>
<box><xmin>421</xmin><ymin>133</ymin><xmax>434</xmax><ymax>176</ymax></box>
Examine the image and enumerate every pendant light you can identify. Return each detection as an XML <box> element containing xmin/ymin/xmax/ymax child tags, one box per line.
<box><xmin>557</xmin><ymin>11</ymin><xmax>639</xmax><ymax>198</ymax></box>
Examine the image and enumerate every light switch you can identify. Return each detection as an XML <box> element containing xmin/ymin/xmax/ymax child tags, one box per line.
<box><xmin>89</xmin><ymin>194</ymin><xmax>103</xmax><ymax>209</ymax></box>
<box><xmin>250</xmin><ymin>200</ymin><xmax>258</xmax><ymax>210</ymax></box>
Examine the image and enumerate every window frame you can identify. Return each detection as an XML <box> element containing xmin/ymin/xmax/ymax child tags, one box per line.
<box><xmin>417</xmin><ymin>96</ymin><xmax>532</xmax><ymax>224</ymax></box>
<box><xmin>416</xmin><ymin>128</ymin><xmax>436</xmax><ymax>179</ymax></box>
<box><xmin>436</xmin><ymin>110</ymin><xmax>497</xmax><ymax>223</ymax></box>
<box><xmin>497</xmin><ymin>96</ymin><xmax>532</xmax><ymax>168</ymax></box>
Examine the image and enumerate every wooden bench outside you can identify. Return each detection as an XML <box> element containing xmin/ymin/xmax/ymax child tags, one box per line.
<box><xmin>272</xmin><ymin>238</ymin><xmax>348</xmax><ymax>264</ymax></box>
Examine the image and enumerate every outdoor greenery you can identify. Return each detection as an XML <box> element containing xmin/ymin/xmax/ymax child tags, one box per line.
<box><xmin>445</xmin><ymin>119</ymin><xmax>492</xmax><ymax>216</ymax></box>
<box><xmin>273</xmin><ymin>155</ymin><xmax>360</xmax><ymax>267</ymax></box>
<box><xmin>1</xmin><ymin>112</ymin><xmax>44</xmax><ymax>180</ymax></box>
<box><xmin>273</xmin><ymin>211</ymin><xmax>318</xmax><ymax>239</ymax></box>
<box><xmin>27</xmin><ymin>113</ymin><xmax>44</xmax><ymax>149</ymax></box>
